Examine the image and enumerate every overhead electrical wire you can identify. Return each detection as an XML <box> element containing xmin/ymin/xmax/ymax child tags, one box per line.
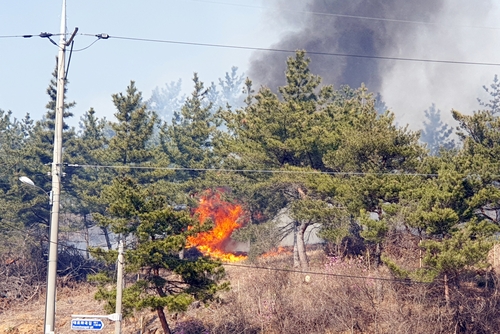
<box><xmin>3</xmin><ymin>30</ymin><xmax>500</xmax><ymax>66</ymax></box>
<box><xmin>187</xmin><ymin>0</ymin><xmax>500</xmax><ymax>31</ymax></box>
<box><xmin>0</xmin><ymin>218</ymin><xmax>433</xmax><ymax>285</ymax></box>
<box><xmin>0</xmin><ymin>31</ymin><xmax>103</xmax><ymax>53</ymax></box>
<box><xmin>0</xmin><ymin>219</ymin><xmax>109</xmax><ymax>252</ymax></box>
<box><xmin>222</xmin><ymin>262</ymin><xmax>429</xmax><ymax>285</ymax></box>
<box><xmin>66</xmin><ymin>163</ymin><xmax>440</xmax><ymax>177</ymax></box>
<box><xmin>81</xmin><ymin>33</ymin><xmax>500</xmax><ymax>67</ymax></box>
<box><xmin>70</xmin><ymin>33</ymin><xmax>108</xmax><ymax>52</ymax></box>
<box><xmin>0</xmin><ymin>33</ymin><xmax>65</xmax><ymax>39</ymax></box>
<box><xmin>71</xmin><ymin>38</ymin><xmax>101</xmax><ymax>52</ymax></box>
<box><xmin>0</xmin><ymin>13</ymin><xmax>489</xmax><ymax>290</ymax></box>
<box><xmin>2</xmin><ymin>0</ymin><xmax>499</xmax><ymax>41</ymax></box>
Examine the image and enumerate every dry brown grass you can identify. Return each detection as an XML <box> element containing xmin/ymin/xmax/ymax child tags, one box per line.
<box><xmin>1</xmin><ymin>249</ymin><xmax>499</xmax><ymax>333</ymax></box>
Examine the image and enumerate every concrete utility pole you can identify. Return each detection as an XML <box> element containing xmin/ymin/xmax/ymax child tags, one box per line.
<box><xmin>44</xmin><ymin>1</ymin><xmax>66</xmax><ymax>333</ymax></box>
<box><xmin>115</xmin><ymin>240</ymin><xmax>124</xmax><ymax>334</ymax></box>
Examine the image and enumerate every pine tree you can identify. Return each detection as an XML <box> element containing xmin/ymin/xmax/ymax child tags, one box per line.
<box><xmin>380</xmin><ymin>109</ymin><xmax>500</xmax><ymax>302</ymax></box>
<box><xmin>321</xmin><ymin>85</ymin><xmax>424</xmax><ymax>265</ymax></box>
<box><xmin>15</xmin><ymin>63</ymin><xmax>76</xmax><ymax>230</ymax></box>
<box><xmin>85</xmin><ymin>82</ymin><xmax>161</xmax><ymax>247</ymax></box>
<box><xmin>452</xmin><ymin>109</ymin><xmax>500</xmax><ymax>226</ymax></box>
<box><xmin>205</xmin><ymin>81</ymin><xmax>221</xmax><ymax>110</ymax></box>
<box><xmin>66</xmin><ymin>108</ymin><xmax>113</xmax><ymax>249</ymax></box>
<box><xmin>393</xmin><ymin>157</ymin><xmax>498</xmax><ymax>303</ymax></box>
<box><xmin>218</xmin><ymin>66</ymin><xmax>245</xmax><ymax>109</ymax></box>
<box><xmin>108</xmin><ymin>81</ymin><xmax>157</xmax><ymax>166</ymax></box>
<box><xmin>420</xmin><ymin>104</ymin><xmax>455</xmax><ymax>155</ymax></box>
<box><xmin>478</xmin><ymin>74</ymin><xmax>500</xmax><ymax>115</ymax></box>
<box><xmin>0</xmin><ymin>62</ymin><xmax>76</xmax><ymax>274</ymax></box>
<box><xmin>374</xmin><ymin>92</ymin><xmax>389</xmax><ymax>114</ymax></box>
<box><xmin>217</xmin><ymin>51</ymin><xmax>336</xmax><ymax>269</ymax></box>
<box><xmin>160</xmin><ymin>73</ymin><xmax>217</xmax><ymax>183</ymax></box>
<box><xmin>148</xmin><ymin>79</ymin><xmax>184</xmax><ymax>124</ymax></box>
<box><xmin>0</xmin><ymin>110</ymin><xmax>53</xmax><ymax>286</ymax></box>
<box><xmin>25</xmin><ymin>62</ymin><xmax>75</xmax><ymax>168</ymax></box>
<box><xmin>0</xmin><ymin>110</ymin><xmax>38</xmax><ymax>253</ymax></box>
<box><xmin>91</xmin><ymin>176</ymin><xmax>228</xmax><ymax>334</ymax></box>
<box><xmin>44</xmin><ymin>60</ymin><xmax>75</xmax><ymax>130</ymax></box>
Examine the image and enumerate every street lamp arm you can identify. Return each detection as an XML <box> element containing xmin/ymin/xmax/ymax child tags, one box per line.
<box><xmin>19</xmin><ymin>176</ymin><xmax>52</xmax><ymax>204</ymax></box>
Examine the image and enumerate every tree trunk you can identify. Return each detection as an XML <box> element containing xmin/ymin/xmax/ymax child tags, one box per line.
<box><xmin>154</xmin><ymin>269</ymin><xmax>172</xmax><ymax>334</ymax></box>
<box><xmin>367</xmin><ymin>248</ymin><xmax>371</xmax><ymax>271</ymax></box>
<box><xmin>293</xmin><ymin>222</ymin><xmax>300</xmax><ymax>268</ymax></box>
<box><xmin>156</xmin><ymin>306</ymin><xmax>172</xmax><ymax>334</ymax></box>
<box><xmin>297</xmin><ymin>220</ymin><xmax>309</xmax><ymax>270</ymax></box>
<box><xmin>418</xmin><ymin>237</ymin><xmax>423</xmax><ymax>268</ymax></box>
<box><xmin>101</xmin><ymin>226</ymin><xmax>112</xmax><ymax>250</ymax></box>
<box><xmin>444</xmin><ymin>273</ymin><xmax>450</xmax><ymax>307</ymax></box>
<box><xmin>83</xmin><ymin>215</ymin><xmax>90</xmax><ymax>259</ymax></box>
<box><xmin>374</xmin><ymin>242</ymin><xmax>381</xmax><ymax>268</ymax></box>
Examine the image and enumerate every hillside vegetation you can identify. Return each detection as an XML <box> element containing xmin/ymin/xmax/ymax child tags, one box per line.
<box><xmin>2</xmin><ymin>51</ymin><xmax>500</xmax><ymax>333</ymax></box>
<box><xmin>1</xmin><ymin>249</ymin><xmax>500</xmax><ymax>333</ymax></box>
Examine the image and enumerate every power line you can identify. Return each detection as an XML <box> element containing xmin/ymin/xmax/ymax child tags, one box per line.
<box><xmin>0</xmin><ymin>31</ymin><xmax>101</xmax><ymax>53</ymax></box>
<box><xmin>187</xmin><ymin>0</ymin><xmax>500</xmax><ymax>31</ymax></box>
<box><xmin>67</xmin><ymin>163</ymin><xmax>440</xmax><ymax>177</ymax></box>
<box><xmin>72</xmin><ymin>38</ymin><xmax>101</xmax><ymax>52</ymax></box>
<box><xmin>2</xmin><ymin>219</ymin><xmax>429</xmax><ymax>286</ymax></box>
<box><xmin>83</xmin><ymin>33</ymin><xmax>500</xmax><ymax>67</ymax></box>
<box><xmin>222</xmin><ymin>262</ymin><xmax>429</xmax><ymax>285</ymax></box>
<box><xmin>5</xmin><ymin>31</ymin><xmax>500</xmax><ymax>67</ymax></box>
<box><xmin>0</xmin><ymin>219</ymin><xmax>110</xmax><ymax>253</ymax></box>
<box><xmin>0</xmin><ymin>34</ymin><xmax>34</xmax><ymax>38</ymax></box>
<box><xmin>0</xmin><ymin>33</ymin><xmax>65</xmax><ymax>39</ymax></box>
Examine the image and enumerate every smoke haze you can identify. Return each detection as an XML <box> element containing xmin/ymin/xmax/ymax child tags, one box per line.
<box><xmin>250</xmin><ymin>0</ymin><xmax>500</xmax><ymax>128</ymax></box>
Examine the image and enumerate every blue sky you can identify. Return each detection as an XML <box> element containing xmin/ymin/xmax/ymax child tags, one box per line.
<box><xmin>0</xmin><ymin>0</ymin><xmax>285</xmax><ymax>127</ymax></box>
<box><xmin>2</xmin><ymin>1</ymin><xmax>500</xmax><ymax>131</ymax></box>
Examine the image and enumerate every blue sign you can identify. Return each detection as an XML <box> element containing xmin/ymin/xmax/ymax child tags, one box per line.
<box><xmin>71</xmin><ymin>319</ymin><xmax>104</xmax><ymax>331</ymax></box>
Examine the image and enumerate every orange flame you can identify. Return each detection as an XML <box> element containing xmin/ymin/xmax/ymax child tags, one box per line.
<box><xmin>261</xmin><ymin>246</ymin><xmax>292</xmax><ymax>258</ymax></box>
<box><xmin>187</xmin><ymin>191</ymin><xmax>247</xmax><ymax>262</ymax></box>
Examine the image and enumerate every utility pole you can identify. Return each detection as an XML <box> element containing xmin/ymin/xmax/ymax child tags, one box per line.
<box><xmin>44</xmin><ymin>1</ymin><xmax>66</xmax><ymax>333</ymax></box>
<box><xmin>115</xmin><ymin>240</ymin><xmax>124</xmax><ymax>334</ymax></box>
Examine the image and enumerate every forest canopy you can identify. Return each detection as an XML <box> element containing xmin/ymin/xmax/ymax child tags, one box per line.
<box><xmin>2</xmin><ymin>51</ymin><xmax>500</xmax><ymax>332</ymax></box>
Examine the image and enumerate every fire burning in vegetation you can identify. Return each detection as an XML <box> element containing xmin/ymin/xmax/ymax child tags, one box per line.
<box><xmin>261</xmin><ymin>246</ymin><xmax>292</xmax><ymax>258</ymax></box>
<box><xmin>187</xmin><ymin>191</ymin><xmax>247</xmax><ymax>262</ymax></box>
<box><xmin>187</xmin><ymin>191</ymin><xmax>295</xmax><ymax>262</ymax></box>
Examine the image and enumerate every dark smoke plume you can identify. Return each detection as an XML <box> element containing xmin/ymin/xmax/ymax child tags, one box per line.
<box><xmin>249</xmin><ymin>0</ymin><xmax>490</xmax><ymax>95</ymax></box>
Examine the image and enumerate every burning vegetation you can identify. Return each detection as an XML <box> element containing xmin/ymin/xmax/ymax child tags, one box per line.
<box><xmin>187</xmin><ymin>191</ymin><xmax>247</xmax><ymax>262</ymax></box>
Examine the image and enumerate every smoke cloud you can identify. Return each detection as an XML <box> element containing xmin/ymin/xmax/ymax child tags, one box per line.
<box><xmin>249</xmin><ymin>0</ymin><xmax>500</xmax><ymax>128</ymax></box>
